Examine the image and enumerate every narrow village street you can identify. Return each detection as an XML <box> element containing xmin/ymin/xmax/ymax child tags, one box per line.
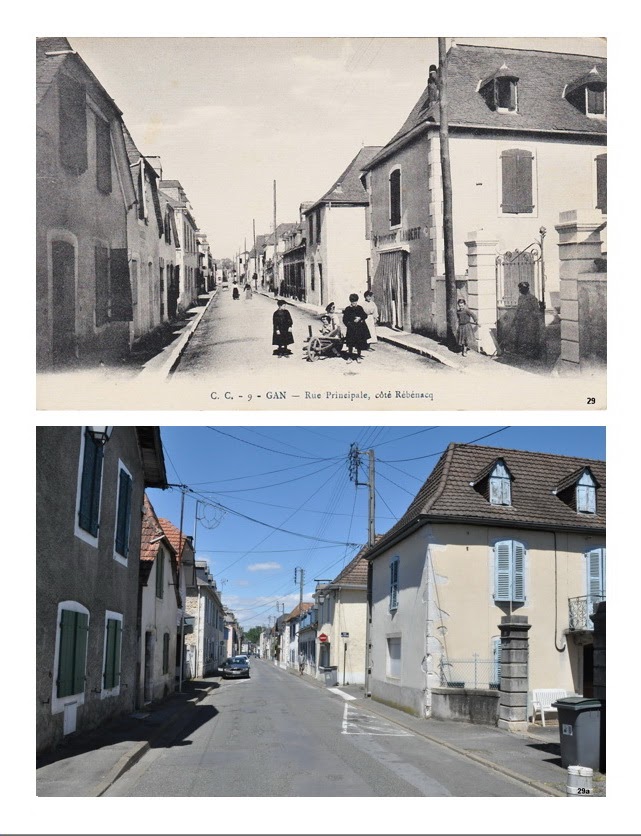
<box><xmin>170</xmin><ymin>289</ymin><xmax>445</xmax><ymax>383</ymax></box>
<box><xmin>103</xmin><ymin>659</ymin><xmax>543</xmax><ymax>797</ymax></box>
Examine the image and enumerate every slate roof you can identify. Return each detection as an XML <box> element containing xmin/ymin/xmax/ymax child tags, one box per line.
<box><xmin>306</xmin><ymin>146</ymin><xmax>382</xmax><ymax>214</ymax></box>
<box><xmin>366</xmin><ymin>443</ymin><xmax>606</xmax><ymax>560</ymax></box>
<box><xmin>365</xmin><ymin>43</ymin><xmax>607</xmax><ymax>170</ymax></box>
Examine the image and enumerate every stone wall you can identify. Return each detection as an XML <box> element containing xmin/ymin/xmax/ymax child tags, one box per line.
<box><xmin>431</xmin><ymin>688</ymin><xmax>499</xmax><ymax>725</ymax></box>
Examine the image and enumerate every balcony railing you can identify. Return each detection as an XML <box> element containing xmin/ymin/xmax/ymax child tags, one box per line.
<box><xmin>568</xmin><ymin>595</ymin><xmax>605</xmax><ymax>631</ymax></box>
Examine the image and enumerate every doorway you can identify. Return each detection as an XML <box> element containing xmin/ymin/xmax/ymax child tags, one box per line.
<box><xmin>51</xmin><ymin>240</ymin><xmax>76</xmax><ymax>364</ymax></box>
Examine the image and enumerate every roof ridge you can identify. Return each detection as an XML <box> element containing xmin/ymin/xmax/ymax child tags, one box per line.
<box><xmin>454</xmin><ymin>42</ymin><xmax>606</xmax><ymax>60</ymax></box>
<box><xmin>451</xmin><ymin>442</ymin><xmax>605</xmax><ymax>464</ymax></box>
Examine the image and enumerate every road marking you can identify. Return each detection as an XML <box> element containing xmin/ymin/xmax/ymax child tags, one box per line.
<box><xmin>341</xmin><ymin>703</ymin><xmax>413</xmax><ymax>736</ymax></box>
<box><xmin>327</xmin><ymin>687</ymin><xmax>357</xmax><ymax>701</ymax></box>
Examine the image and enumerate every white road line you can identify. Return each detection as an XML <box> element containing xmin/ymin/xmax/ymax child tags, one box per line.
<box><xmin>327</xmin><ymin>687</ymin><xmax>357</xmax><ymax>701</ymax></box>
<box><xmin>341</xmin><ymin>704</ymin><xmax>414</xmax><ymax>737</ymax></box>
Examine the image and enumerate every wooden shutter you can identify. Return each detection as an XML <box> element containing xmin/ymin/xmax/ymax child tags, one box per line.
<box><xmin>596</xmin><ymin>154</ymin><xmax>607</xmax><ymax>213</ymax></box>
<box><xmin>156</xmin><ymin>554</ymin><xmax>164</xmax><ymax>598</ymax></box>
<box><xmin>94</xmin><ymin>245</ymin><xmax>110</xmax><ymax>327</ymax></box>
<box><xmin>104</xmin><ymin>618</ymin><xmax>122</xmax><ymax>689</ymax></box>
<box><xmin>512</xmin><ymin>542</ymin><xmax>526</xmax><ymax>602</ymax></box>
<box><xmin>495</xmin><ymin>541</ymin><xmax>512</xmax><ymax>601</ymax></box>
<box><xmin>587</xmin><ymin>548</ymin><xmax>604</xmax><ymax>597</ymax></box>
<box><xmin>72</xmin><ymin>612</ymin><xmax>89</xmax><ymax>694</ymax></box>
<box><xmin>78</xmin><ymin>430</ymin><xmax>103</xmax><ymax>536</ymax></box>
<box><xmin>58</xmin><ymin>72</ymin><xmax>88</xmax><ymax>175</ymax></box>
<box><xmin>109</xmin><ymin>249</ymin><xmax>134</xmax><ymax>322</ymax></box>
<box><xmin>95</xmin><ymin>117</ymin><xmax>112</xmax><ymax>194</ymax></box>
<box><xmin>57</xmin><ymin>609</ymin><xmax>77</xmax><ymax>698</ymax></box>
<box><xmin>163</xmin><ymin>633</ymin><xmax>170</xmax><ymax>674</ymax></box>
<box><xmin>501</xmin><ymin>149</ymin><xmax>533</xmax><ymax>214</ymax></box>
<box><xmin>115</xmin><ymin>469</ymin><xmax>132</xmax><ymax>557</ymax></box>
<box><xmin>390</xmin><ymin>169</ymin><xmax>401</xmax><ymax>226</ymax></box>
<box><xmin>390</xmin><ymin>558</ymin><xmax>399</xmax><ymax>610</ymax></box>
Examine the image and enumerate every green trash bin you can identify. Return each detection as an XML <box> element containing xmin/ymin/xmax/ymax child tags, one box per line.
<box><xmin>552</xmin><ymin>696</ymin><xmax>603</xmax><ymax>772</ymax></box>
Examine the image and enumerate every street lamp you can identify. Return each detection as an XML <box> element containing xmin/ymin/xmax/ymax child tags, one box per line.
<box><xmin>87</xmin><ymin>426</ymin><xmax>112</xmax><ymax>445</ymax></box>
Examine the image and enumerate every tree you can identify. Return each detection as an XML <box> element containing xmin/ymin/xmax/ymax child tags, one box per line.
<box><xmin>244</xmin><ymin>626</ymin><xmax>262</xmax><ymax>645</ymax></box>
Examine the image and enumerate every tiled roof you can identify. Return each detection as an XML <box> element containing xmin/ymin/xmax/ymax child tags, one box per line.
<box><xmin>306</xmin><ymin>146</ymin><xmax>382</xmax><ymax>213</ymax></box>
<box><xmin>140</xmin><ymin>495</ymin><xmax>169</xmax><ymax>563</ymax></box>
<box><xmin>367</xmin><ymin>443</ymin><xmax>606</xmax><ymax>559</ymax></box>
<box><xmin>158</xmin><ymin>517</ymin><xmax>191</xmax><ymax>565</ymax></box>
<box><xmin>285</xmin><ymin>601</ymin><xmax>314</xmax><ymax>622</ymax></box>
<box><xmin>366</xmin><ymin>43</ymin><xmax>607</xmax><ymax>170</ymax></box>
<box><xmin>330</xmin><ymin>540</ymin><xmax>382</xmax><ymax>587</ymax></box>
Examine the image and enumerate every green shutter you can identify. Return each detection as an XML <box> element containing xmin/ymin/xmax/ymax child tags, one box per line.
<box><xmin>495</xmin><ymin>541</ymin><xmax>512</xmax><ymax>601</ymax></box>
<box><xmin>72</xmin><ymin>612</ymin><xmax>89</xmax><ymax>694</ymax></box>
<box><xmin>104</xmin><ymin>618</ymin><xmax>121</xmax><ymax>690</ymax></box>
<box><xmin>78</xmin><ymin>430</ymin><xmax>103</xmax><ymax>536</ymax></box>
<box><xmin>513</xmin><ymin>542</ymin><xmax>526</xmax><ymax>602</ymax></box>
<box><xmin>57</xmin><ymin>610</ymin><xmax>77</xmax><ymax>698</ymax></box>
<box><xmin>115</xmin><ymin>469</ymin><xmax>132</xmax><ymax>557</ymax></box>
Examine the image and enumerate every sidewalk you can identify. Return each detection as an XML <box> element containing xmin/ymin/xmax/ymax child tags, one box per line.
<box><xmin>287</xmin><ymin>669</ymin><xmax>605</xmax><ymax>797</ymax></box>
<box><xmin>36</xmin><ymin>677</ymin><xmax>220</xmax><ymax>797</ymax></box>
<box><xmin>256</xmin><ymin>290</ymin><xmax>534</xmax><ymax>376</ymax></box>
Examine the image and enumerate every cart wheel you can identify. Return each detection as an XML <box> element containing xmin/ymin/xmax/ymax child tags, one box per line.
<box><xmin>307</xmin><ymin>337</ymin><xmax>322</xmax><ymax>362</ymax></box>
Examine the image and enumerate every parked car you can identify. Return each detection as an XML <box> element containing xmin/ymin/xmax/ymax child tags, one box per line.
<box><xmin>219</xmin><ymin>656</ymin><xmax>250</xmax><ymax>679</ymax></box>
<box><xmin>236</xmin><ymin>654</ymin><xmax>250</xmax><ymax>667</ymax></box>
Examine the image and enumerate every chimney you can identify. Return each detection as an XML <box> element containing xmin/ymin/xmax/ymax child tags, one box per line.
<box><xmin>146</xmin><ymin>155</ymin><xmax>163</xmax><ymax>179</ymax></box>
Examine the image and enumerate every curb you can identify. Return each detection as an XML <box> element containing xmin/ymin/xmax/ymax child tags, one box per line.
<box><xmin>280</xmin><ymin>664</ymin><xmax>562</xmax><ymax>797</ymax></box>
<box><xmin>91</xmin><ymin>683</ymin><xmax>218</xmax><ymax>797</ymax></box>
<box><xmin>139</xmin><ymin>291</ymin><xmax>218</xmax><ymax>380</ymax></box>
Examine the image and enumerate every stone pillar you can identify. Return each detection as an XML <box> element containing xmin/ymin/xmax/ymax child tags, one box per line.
<box><xmin>465</xmin><ymin>232</ymin><xmax>499</xmax><ymax>355</ymax></box>
<box><xmin>497</xmin><ymin>615</ymin><xmax>531</xmax><ymax>732</ymax></box>
<box><xmin>555</xmin><ymin>209</ymin><xmax>605</xmax><ymax>373</ymax></box>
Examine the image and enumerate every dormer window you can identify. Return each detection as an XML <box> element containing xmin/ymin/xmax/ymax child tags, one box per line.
<box><xmin>489</xmin><ymin>461</ymin><xmax>512</xmax><ymax>506</ymax></box>
<box><xmin>564</xmin><ymin>66</ymin><xmax>606</xmax><ymax>119</ymax></box>
<box><xmin>576</xmin><ymin>471</ymin><xmax>597</xmax><ymax>514</ymax></box>
<box><xmin>479</xmin><ymin>64</ymin><xmax>519</xmax><ymax>113</ymax></box>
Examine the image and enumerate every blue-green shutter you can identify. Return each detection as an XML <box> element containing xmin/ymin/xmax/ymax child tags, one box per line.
<box><xmin>115</xmin><ymin>469</ymin><xmax>132</xmax><ymax>557</ymax></box>
<box><xmin>78</xmin><ymin>430</ymin><xmax>103</xmax><ymax>536</ymax></box>
<box><xmin>587</xmin><ymin>548</ymin><xmax>605</xmax><ymax>598</ymax></box>
<box><xmin>513</xmin><ymin>542</ymin><xmax>526</xmax><ymax>602</ymax></box>
<box><xmin>104</xmin><ymin>618</ymin><xmax>122</xmax><ymax>690</ymax></box>
<box><xmin>57</xmin><ymin>609</ymin><xmax>77</xmax><ymax>697</ymax></box>
<box><xmin>495</xmin><ymin>541</ymin><xmax>512</xmax><ymax>601</ymax></box>
<box><xmin>72</xmin><ymin>612</ymin><xmax>89</xmax><ymax>694</ymax></box>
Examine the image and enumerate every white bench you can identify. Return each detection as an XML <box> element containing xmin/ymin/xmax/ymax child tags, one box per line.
<box><xmin>530</xmin><ymin>688</ymin><xmax>568</xmax><ymax>726</ymax></box>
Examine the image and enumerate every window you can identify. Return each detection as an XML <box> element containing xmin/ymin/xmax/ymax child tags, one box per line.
<box><xmin>586</xmin><ymin>85</ymin><xmax>606</xmax><ymax>117</ymax></box>
<box><xmin>500</xmin><ymin>149</ymin><xmax>534</xmax><ymax>214</ymax></box>
<box><xmin>310</xmin><ymin>262</ymin><xmax>315</xmax><ymax>292</ymax></box>
<box><xmin>162</xmin><ymin>633</ymin><xmax>170</xmax><ymax>675</ymax></box>
<box><xmin>489</xmin><ymin>461</ymin><xmax>511</xmax><ymax>506</ymax></box>
<box><xmin>58</xmin><ymin>72</ymin><xmax>87</xmax><ymax>175</ymax></box>
<box><xmin>319</xmin><ymin>641</ymin><xmax>331</xmax><ymax>668</ymax></box>
<box><xmin>114</xmin><ymin>462</ymin><xmax>133</xmax><ymax>561</ymax></box>
<box><xmin>103</xmin><ymin>613</ymin><xmax>123</xmax><ymax>693</ymax></box>
<box><xmin>77</xmin><ymin>427</ymin><xmax>104</xmax><ymax>540</ymax></box>
<box><xmin>586</xmin><ymin>547</ymin><xmax>606</xmax><ymax>602</ymax></box>
<box><xmin>316</xmin><ymin>209</ymin><xmax>322</xmax><ymax>244</ymax></box>
<box><xmin>389</xmin><ymin>168</ymin><xmax>401</xmax><ymax>227</ymax></box>
<box><xmin>494</xmin><ymin>540</ymin><xmax>526</xmax><ymax>603</ymax></box>
<box><xmin>495</xmin><ymin>77</ymin><xmax>518</xmax><ymax>112</ymax></box>
<box><xmin>308</xmin><ymin>214</ymin><xmax>314</xmax><ymax>245</ymax></box>
<box><xmin>56</xmin><ymin>607</ymin><xmax>89</xmax><ymax>699</ymax></box>
<box><xmin>156</xmin><ymin>553</ymin><xmax>165</xmax><ymax>599</ymax></box>
<box><xmin>596</xmin><ymin>154</ymin><xmax>607</xmax><ymax>213</ymax></box>
<box><xmin>95</xmin><ymin>117</ymin><xmax>112</xmax><ymax>194</ymax></box>
<box><xmin>387</xmin><ymin>637</ymin><xmax>401</xmax><ymax>678</ymax></box>
<box><xmin>576</xmin><ymin>471</ymin><xmax>597</xmax><ymax>514</ymax></box>
<box><xmin>389</xmin><ymin>557</ymin><xmax>399</xmax><ymax>611</ymax></box>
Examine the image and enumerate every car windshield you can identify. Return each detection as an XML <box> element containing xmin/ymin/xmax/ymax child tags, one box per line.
<box><xmin>231</xmin><ymin>657</ymin><xmax>247</xmax><ymax>665</ymax></box>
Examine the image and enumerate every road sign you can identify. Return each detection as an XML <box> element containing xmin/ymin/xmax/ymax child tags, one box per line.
<box><xmin>341</xmin><ymin>632</ymin><xmax>349</xmax><ymax>638</ymax></box>
<box><xmin>318</xmin><ymin>633</ymin><xmax>328</xmax><ymax>643</ymax></box>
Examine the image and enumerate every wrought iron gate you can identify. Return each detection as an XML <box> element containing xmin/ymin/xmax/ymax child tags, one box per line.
<box><xmin>495</xmin><ymin>230</ymin><xmax>546</xmax><ymax>308</ymax></box>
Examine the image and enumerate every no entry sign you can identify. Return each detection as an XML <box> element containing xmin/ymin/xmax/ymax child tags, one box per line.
<box><xmin>318</xmin><ymin>633</ymin><xmax>328</xmax><ymax>643</ymax></box>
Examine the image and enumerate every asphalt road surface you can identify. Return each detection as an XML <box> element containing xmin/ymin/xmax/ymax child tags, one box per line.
<box><xmin>104</xmin><ymin>659</ymin><xmax>542</xmax><ymax>797</ymax></box>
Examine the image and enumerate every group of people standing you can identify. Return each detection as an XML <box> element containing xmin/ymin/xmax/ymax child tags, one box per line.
<box><xmin>272</xmin><ymin>291</ymin><xmax>379</xmax><ymax>361</ymax></box>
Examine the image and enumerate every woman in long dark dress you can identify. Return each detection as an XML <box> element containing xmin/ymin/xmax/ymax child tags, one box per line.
<box><xmin>342</xmin><ymin>293</ymin><xmax>370</xmax><ymax>363</ymax></box>
<box><xmin>272</xmin><ymin>299</ymin><xmax>294</xmax><ymax>356</ymax></box>
<box><xmin>513</xmin><ymin>281</ymin><xmax>542</xmax><ymax>358</ymax></box>
<box><xmin>456</xmin><ymin>298</ymin><xmax>477</xmax><ymax>356</ymax></box>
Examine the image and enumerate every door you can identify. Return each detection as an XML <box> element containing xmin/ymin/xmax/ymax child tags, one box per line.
<box><xmin>376</xmin><ymin>250</ymin><xmax>407</xmax><ymax>330</ymax></box>
<box><xmin>51</xmin><ymin>240</ymin><xmax>76</xmax><ymax>364</ymax></box>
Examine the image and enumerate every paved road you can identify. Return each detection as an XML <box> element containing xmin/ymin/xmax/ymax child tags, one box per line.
<box><xmin>169</xmin><ymin>290</ymin><xmax>445</xmax><ymax>401</ymax></box>
<box><xmin>104</xmin><ymin>660</ymin><xmax>543</xmax><ymax>797</ymax></box>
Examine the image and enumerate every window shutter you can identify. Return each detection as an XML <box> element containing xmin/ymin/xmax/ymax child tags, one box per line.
<box><xmin>104</xmin><ymin>618</ymin><xmax>121</xmax><ymax>689</ymax></box>
<box><xmin>163</xmin><ymin>633</ymin><xmax>170</xmax><ymax>674</ymax></box>
<box><xmin>115</xmin><ymin>469</ymin><xmax>132</xmax><ymax>557</ymax></box>
<box><xmin>95</xmin><ymin>118</ymin><xmax>112</xmax><ymax>194</ymax></box>
<box><xmin>501</xmin><ymin>478</ymin><xmax>511</xmax><ymax>505</ymax></box>
<box><xmin>495</xmin><ymin>541</ymin><xmax>512</xmax><ymax>601</ymax></box>
<box><xmin>138</xmin><ymin>159</ymin><xmax>147</xmax><ymax>220</ymax></box>
<box><xmin>390</xmin><ymin>169</ymin><xmax>401</xmax><ymax>226</ymax></box>
<box><xmin>490</xmin><ymin>477</ymin><xmax>502</xmax><ymax>505</ymax></box>
<box><xmin>57</xmin><ymin>609</ymin><xmax>77</xmax><ymax>698</ymax></box>
<box><xmin>596</xmin><ymin>154</ymin><xmax>607</xmax><ymax>213</ymax></box>
<box><xmin>587</xmin><ymin>548</ymin><xmax>604</xmax><ymax>597</ymax></box>
<box><xmin>94</xmin><ymin>245</ymin><xmax>110</xmax><ymax>327</ymax></box>
<box><xmin>156</xmin><ymin>554</ymin><xmax>164</xmax><ymax>598</ymax></box>
<box><xmin>109</xmin><ymin>249</ymin><xmax>134</xmax><ymax>322</ymax></box>
<box><xmin>78</xmin><ymin>430</ymin><xmax>103</xmax><ymax>536</ymax></box>
<box><xmin>512</xmin><ymin>542</ymin><xmax>526</xmax><ymax>602</ymax></box>
<box><xmin>58</xmin><ymin>72</ymin><xmax>88</xmax><ymax>175</ymax></box>
<box><xmin>501</xmin><ymin>149</ymin><xmax>533</xmax><ymax>214</ymax></box>
<box><xmin>72</xmin><ymin>612</ymin><xmax>89</xmax><ymax>694</ymax></box>
<box><xmin>390</xmin><ymin>559</ymin><xmax>399</xmax><ymax>609</ymax></box>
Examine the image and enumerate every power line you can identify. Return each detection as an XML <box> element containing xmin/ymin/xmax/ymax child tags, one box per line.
<box><xmin>193</xmin><ymin>460</ymin><xmax>338</xmax><ymax>493</ymax></box>
<box><xmin>203</xmin><ymin>491</ymin><xmax>397</xmax><ymax>520</ymax></box>
<box><xmin>185</xmin><ymin>458</ymin><xmax>330</xmax><ymax>486</ymax></box>
<box><xmin>376</xmin><ymin>469</ymin><xmax>417</xmax><ymax>497</ymax></box>
<box><xmin>372</xmin><ymin>427</ymin><xmax>439</xmax><ymax>449</ymax></box>
<box><xmin>379</xmin><ymin>427</ymin><xmax>511</xmax><ymax>464</ymax></box>
<box><xmin>206</xmin><ymin>426</ymin><xmax>339</xmax><ymax>461</ymax></box>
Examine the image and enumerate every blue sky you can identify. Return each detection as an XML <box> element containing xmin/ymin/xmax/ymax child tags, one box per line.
<box><xmin>148</xmin><ymin>425</ymin><xmax>605</xmax><ymax>629</ymax></box>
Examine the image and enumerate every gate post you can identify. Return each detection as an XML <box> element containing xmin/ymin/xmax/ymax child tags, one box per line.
<box><xmin>465</xmin><ymin>232</ymin><xmax>499</xmax><ymax>355</ymax></box>
<box><xmin>497</xmin><ymin>615</ymin><xmax>531</xmax><ymax>732</ymax></box>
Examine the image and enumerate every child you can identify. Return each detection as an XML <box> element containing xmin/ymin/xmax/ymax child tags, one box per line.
<box><xmin>456</xmin><ymin>298</ymin><xmax>477</xmax><ymax>357</ymax></box>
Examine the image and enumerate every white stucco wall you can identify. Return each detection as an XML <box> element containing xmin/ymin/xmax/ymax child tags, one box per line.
<box><xmin>139</xmin><ymin>547</ymin><xmax>179</xmax><ymax>703</ymax></box>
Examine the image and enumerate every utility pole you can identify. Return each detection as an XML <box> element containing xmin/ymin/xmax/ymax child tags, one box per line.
<box><xmin>438</xmin><ymin>37</ymin><xmax>458</xmax><ymax>349</ymax></box>
<box><xmin>273</xmin><ymin>179</ymin><xmax>278</xmax><ymax>292</ymax></box>
<box><xmin>253</xmin><ymin>218</ymin><xmax>257</xmax><ymax>288</ymax></box>
<box><xmin>349</xmin><ymin>443</ymin><xmax>376</xmax><ymax>696</ymax></box>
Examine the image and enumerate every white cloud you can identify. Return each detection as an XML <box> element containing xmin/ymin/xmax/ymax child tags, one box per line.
<box><xmin>247</xmin><ymin>562</ymin><xmax>282</xmax><ymax>572</ymax></box>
